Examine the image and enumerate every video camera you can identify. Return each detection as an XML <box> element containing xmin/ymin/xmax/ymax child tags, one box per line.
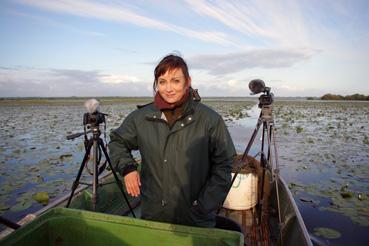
<box><xmin>249</xmin><ymin>79</ymin><xmax>274</xmax><ymax>108</ymax></box>
<box><xmin>83</xmin><ymin>112</ymin><xmax>106</xmax><ymax>127</ymax></box>
<box><xmin>83</xmin><ymin>99</ymin><xmax>107</xmax><ymax>128</ymax></box>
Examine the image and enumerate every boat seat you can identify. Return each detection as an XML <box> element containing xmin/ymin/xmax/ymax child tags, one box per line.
<box><xmin>215</xmin><ymin>214</ymin><xmax>244</xmax><ymax>235</ymax></box>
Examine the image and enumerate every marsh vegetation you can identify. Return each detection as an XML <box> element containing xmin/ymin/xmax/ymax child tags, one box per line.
<box><xmin>0</xmin><ymin>98</ymin><xmax>368</xmax><ymax>244</ymax></box>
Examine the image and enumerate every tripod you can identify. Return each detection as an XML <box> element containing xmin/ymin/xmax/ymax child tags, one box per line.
<box><xmin>226</xmin><ymin>95</ymin><xmax>283</xmax><ymax>243</ymax></box>
<box><xmin>66</xmin><ymin>125</ymin><xmax>136</xmax><ymax>218</ymax></box>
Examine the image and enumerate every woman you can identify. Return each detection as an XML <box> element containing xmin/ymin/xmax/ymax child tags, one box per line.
<box><xmin>109</xmin><ymin>54</ymin><xmax>236</xmax><ymax>227</ymax></box>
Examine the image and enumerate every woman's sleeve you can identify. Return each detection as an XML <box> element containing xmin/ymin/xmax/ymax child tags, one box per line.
<box><xmin>108</xmin><ymin>111</ymin><xmax>139</xmax><ymax>176</ymax></box>
<box><xmin>195</xmin><ymin>116</ymin><xmax>236</xmax><ymax>214</ymax></box>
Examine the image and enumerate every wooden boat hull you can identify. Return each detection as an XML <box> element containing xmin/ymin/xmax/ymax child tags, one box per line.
<box><xmin>271</xmin><ymin>178</ymin><xmax>312</xmax><ymax>246</ymax></box>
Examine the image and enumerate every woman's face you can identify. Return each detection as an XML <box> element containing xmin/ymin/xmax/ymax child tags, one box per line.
<box><xmin>157</xmin><ymin>68</ymin><xmax>189</xmax><ymax>104</ymax></box>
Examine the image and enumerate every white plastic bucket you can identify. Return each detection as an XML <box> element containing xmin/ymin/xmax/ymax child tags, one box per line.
<box><xmin>223</xmin><ymin>172</ymin><xmax>258</xmax><ymax>210</ymax></box>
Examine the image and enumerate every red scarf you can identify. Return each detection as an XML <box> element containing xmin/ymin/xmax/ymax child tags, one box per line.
<box><xmin>154</xmin><ymin>87</ymin><xmax>190</xmax><ymax>110</ymax></box>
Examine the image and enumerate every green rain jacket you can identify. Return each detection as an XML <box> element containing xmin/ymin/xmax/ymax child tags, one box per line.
<box><xmin>109</xmin><ymin>96</ymin><xmax>236</xmax><ymax>227</ymax></box>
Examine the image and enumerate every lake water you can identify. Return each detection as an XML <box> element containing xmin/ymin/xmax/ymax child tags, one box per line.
<box><xmin>0</xmin><ymin>99</ymin><xmax>368</xmax><ymax>245</ymax></box>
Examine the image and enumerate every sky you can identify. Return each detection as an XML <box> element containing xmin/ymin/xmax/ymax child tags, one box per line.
<box><xmin>1</xmin><ymin>0</ymin><xmax>369</xmax><ymax>97</ymax></box>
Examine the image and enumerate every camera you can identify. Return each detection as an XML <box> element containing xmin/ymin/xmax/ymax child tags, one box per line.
<box><xmin>259</xmin><ymin>94</ymin><xmax>274</xmax><ymax>107</ymax></box>
<box><xmin>83</xmin><ymin>112</ymin><xmax>106</xmax><ymax>127</ymax></box>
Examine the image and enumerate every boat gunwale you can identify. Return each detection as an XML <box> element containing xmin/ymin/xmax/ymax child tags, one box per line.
<box><xmin>278</xmin><ymin>177</ymin><xmax>313</xmax><ymax>246</ymax></box>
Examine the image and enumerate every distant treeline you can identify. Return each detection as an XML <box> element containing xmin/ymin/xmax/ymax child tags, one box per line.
<box><xmin>321</xmin><ymin>93</ymin><xmax>369</xmax><ymax>101</ymax></box>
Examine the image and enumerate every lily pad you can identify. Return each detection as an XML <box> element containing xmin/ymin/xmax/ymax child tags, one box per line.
<box><xmin>288</xmin><ymin>182</ymin><xmax>304</xmax><ymax>189</ymax></box>
<box><xmin>0</xmin><ymin>183</ymin><xmax>14</xmax><ymax>194</ymax></box>
<box><xmin>59</xmin><ymin>154</ymin><xmax>73</xmax><ymax>160</ymax></box>
<box><xmin>295</xmin><ymin>126</ymin><xmax>303</xmax><ymax>133</ymax></box>
<box><xmin>314</xmin><ymin>227</ymin><xmax>341</xmax><ymax>239</ymax></box>
<box><xmin>340</xmin><ymin>191</ymin><xmax>354</xmax><ymax>199</ymax></box>
<box><xmin>363</xmin><ymin>136</ymin><xmax>369</xmax><ymax>145</ymax></box>
<box><xmin>32</xmin><ymin>192</ymin><xmax>49</xmax><ymax>205</ymax></box>
<box><xmin>34</xmin><ymin>175</ymin><xmax>44</xmax><ymax>183</ymax></box>
<box><xmin>10</xmin><ymin>201</ymin><xmax>33</xmax><ymax>212</ymax></box>
<box><xmin>0</xmin><ymin>202</ymin><xmax>11</xmax><ymax>212</ymax></box>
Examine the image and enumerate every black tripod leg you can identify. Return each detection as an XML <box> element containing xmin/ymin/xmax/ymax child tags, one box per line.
<box><xmin>66</xmin><ymin>139</ymin><xmax>93</xmax><ymax>208</ymax></box>
<box><xmin>241</xmin><ymin>114</ymin><xmax>263</xmax><ymax>161</ymax></box>
<box><xmin>258</xmin><ymin>122</ymin><xmax>272</xmax><ymax>226</ymax></box>
<box><xmin>267</xmin><ymin>122</ymin><xmax>273</xmax><ymax>166</ymax></box>
<box><xmin>98</xmin><ymin>139</ymin><xmax>136</xmax><ymax>218</ymax></box>
<box><xmin>258</xmin><ymin>152</ymin><xmax>268</xmax><ymax>224</ymax></box>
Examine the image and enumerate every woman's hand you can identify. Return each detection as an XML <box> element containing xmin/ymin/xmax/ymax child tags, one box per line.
<box><xmin>124</xmin><ymin>171</ymin><xmax>141</xmax><ymax>197</ymax></box>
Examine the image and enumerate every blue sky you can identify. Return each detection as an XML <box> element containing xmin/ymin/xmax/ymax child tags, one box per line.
<box><xmin>1</xmin><ymin>0</ymin><xmax>368</xmax><ymax>97</ymax></box>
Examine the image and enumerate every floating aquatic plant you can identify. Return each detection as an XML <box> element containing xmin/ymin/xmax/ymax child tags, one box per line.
<box><xmin>10</xmin><ymin>201</ymin><xmax>32</xmax><ymax>212</ymax></box>
<box><xmin>1</xmin><ymin>98</ymin><xmax>369</xmax><ymax>242</ymax></box>
<box><xmin>32</xmin><ymin>192</ymin><xmax>49</xmax><ymax>205</ymax></box>
<box><xmin>296</xmin><ymin>126</ymin><xmax>303</xmax><ymax>133</ymax></box>
<box><xmin>314</xmin><ymin>227</ymin><xmax>341</xmax><ymax>239</ymax></box>
<box><xmin>363</xmin><ymin>136</ymin><xmax>369</xmax><ymax>145</ymax></box>
<box><xmin>340</xmin><ymin>191</ymin><xmax>354</xmax><ymax>199</ymax></box>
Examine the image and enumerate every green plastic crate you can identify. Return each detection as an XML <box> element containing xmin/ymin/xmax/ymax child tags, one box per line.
<box><xmin>1</xmin><ymin>208</ymin><xmax>243</xmax><ymax>246</ymax></box>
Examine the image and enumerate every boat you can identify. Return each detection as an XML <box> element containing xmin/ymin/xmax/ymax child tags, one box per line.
<box><xmin>0</xmin><ymin>155</ymin><xmax>312</xmax><ymax>246</ymax></box>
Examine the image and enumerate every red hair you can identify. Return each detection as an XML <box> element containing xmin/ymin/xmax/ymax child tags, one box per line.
<box><xmin>153</xmin><ymin>54</ymin><xmax>190</xmax><ymax>92</ymax></box>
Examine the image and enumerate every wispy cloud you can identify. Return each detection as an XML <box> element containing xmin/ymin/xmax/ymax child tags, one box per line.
<box><xmin>300</xmin><ymin>0</ymin><xmax>369</xmax><ymax>50</ymax></box>
<box><xmin>185</xmin><ymin>0</ymin><xmax>311</xmax><ymax>48</ymax></box>
<box><xmin>188</xmin><ymin>49</ymin><xmax>315</xmax><ymax>75</ymax></box>
<box><xmin>17</xmin><ymin>0</ymin><xmax>238</xmax><ymax>47</ymax></box>
<box><xmin>7</xmin><ymin>8</ymin><xmax>106</xmax><ymax>37</ymax></box>
<box><xmin>0</xmin><ymin>67</ymin><xmax>150</xmax><ymax>97</ymax></box>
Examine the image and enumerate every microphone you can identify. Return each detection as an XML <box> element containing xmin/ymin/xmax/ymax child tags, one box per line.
<box><xmin>84</xmin><ymin>99</ymin><xmax>100</xmax><ymax>114</ymax></box>
<box><xmin>249</xmin><ymin>79</ymin><xmax>266</xmax><ymax>94</ymax></box>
